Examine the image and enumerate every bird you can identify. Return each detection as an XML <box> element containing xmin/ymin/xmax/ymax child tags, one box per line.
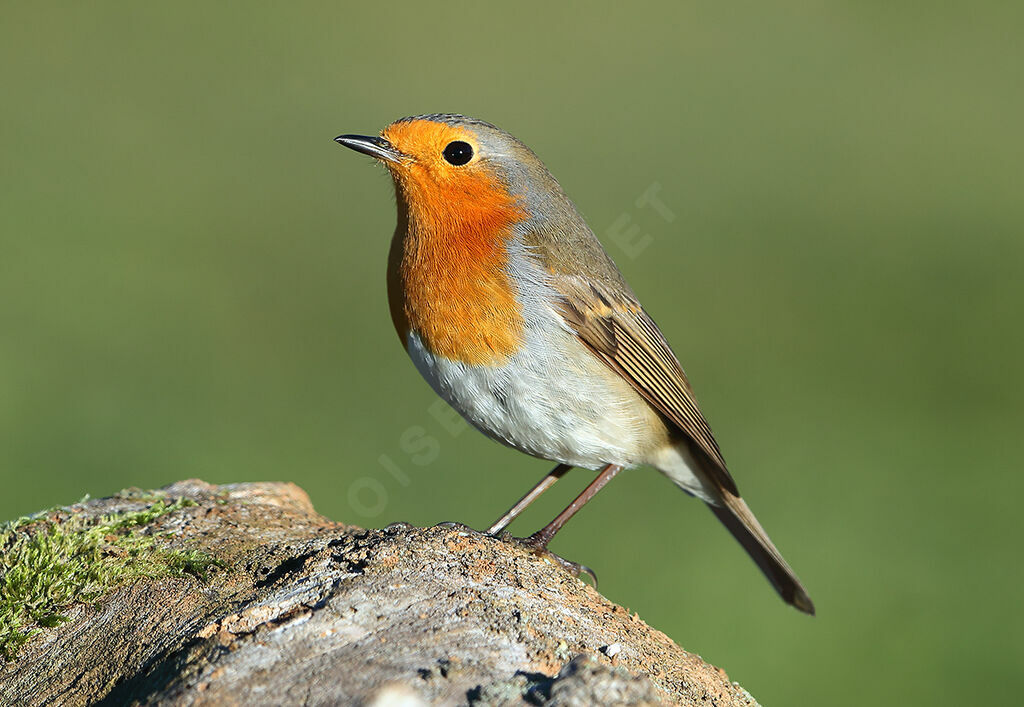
<box><xmin>335</xmin><ymin>114</ymin><xmax>814</xmax><ymax>614</ymax></box>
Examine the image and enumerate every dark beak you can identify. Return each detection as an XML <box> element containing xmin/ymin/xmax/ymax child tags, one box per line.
<box><xmin>334</xmin><ymin>134</ymin><xmax>405</xmax><ymax>164</ymax></box>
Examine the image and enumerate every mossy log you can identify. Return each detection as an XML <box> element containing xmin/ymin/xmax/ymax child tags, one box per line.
<box><xmin>0</xmin><ymin>480</ymin><xmax>759</xmax><ymax>706</ymax></box>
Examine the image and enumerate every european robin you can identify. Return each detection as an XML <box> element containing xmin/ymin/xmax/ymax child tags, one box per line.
<box><xmin>335</xmin><ymin>114</ymin><xmax>814</xmax><ymax>614</ymax></box>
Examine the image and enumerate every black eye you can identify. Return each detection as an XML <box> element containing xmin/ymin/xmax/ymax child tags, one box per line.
<box><xmin>442</xmin><ymin>141</ymin><xmax>473</xmax><ymax>166</ymax></box>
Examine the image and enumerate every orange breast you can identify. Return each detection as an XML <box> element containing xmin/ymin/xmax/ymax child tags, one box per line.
<box><xmin>387</xmin><ymin>165</ymin><xmax>528</xmax><ymax>366</ymax></box>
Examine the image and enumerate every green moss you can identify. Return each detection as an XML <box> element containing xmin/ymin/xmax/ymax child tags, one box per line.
<box><xmin>0</xmin><ymin>497</ymin><xmax>221</xmax><ymax>660</ymax></box>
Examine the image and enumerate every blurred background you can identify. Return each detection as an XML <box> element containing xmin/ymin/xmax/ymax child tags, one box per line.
<box><xmin>2</xmin><ymin>2</ymin><xmax>1021</xmax><ymax>704</ymax></box>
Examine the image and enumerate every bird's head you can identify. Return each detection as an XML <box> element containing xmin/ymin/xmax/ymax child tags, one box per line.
<box><xmin>336</xmin><ymin>114</ymin><xmax>576</xmax><ymax>240</ymax></box>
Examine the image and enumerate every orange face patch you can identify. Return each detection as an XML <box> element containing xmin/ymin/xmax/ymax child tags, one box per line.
<box><xmin>381</xmin><ymin>119</ymin><xmax>528</xmax><ymax>366</ymax></box>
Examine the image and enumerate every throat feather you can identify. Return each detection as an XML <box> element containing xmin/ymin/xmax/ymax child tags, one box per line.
<box><xmin>389</xmin><ymin>179</ymin><xmax>526</xmax><ymax>366</ymax></box>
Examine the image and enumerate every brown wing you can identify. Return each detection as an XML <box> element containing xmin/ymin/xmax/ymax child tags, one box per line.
<box><xmin>557</xmin><ymin>280</ymin><xmax>739</xmax><ymax>496</ymax></box>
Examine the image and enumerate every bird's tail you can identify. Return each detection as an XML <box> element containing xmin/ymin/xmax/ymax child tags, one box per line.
<box><xmin>707</xmin><ymin>491</ymin><xmax>815</xmax><ymax>615</ymax></box>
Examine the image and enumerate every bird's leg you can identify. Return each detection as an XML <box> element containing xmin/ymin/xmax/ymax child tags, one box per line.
<box><xmin>516</xmin><ymin>463</ymin><xmax>624</xmax><ymax>585</ymax></box>
<box><xmin>485</xmin><ymin>464</ymin><xmax>572</xmax><ymax>536</ymax></box>
<box><xmin>437</xmin><ymin>464</ymin><xmax>571</xmax><ymax>535</ymax></box>
<box><xmin>526</xmin><ymin>463</ymin><xmax>623</xmax><ymax>548</ymax></box>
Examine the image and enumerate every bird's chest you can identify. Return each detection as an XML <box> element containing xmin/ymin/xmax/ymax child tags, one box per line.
<box><xmin>387</xmin><ymin>227</ymin><xmax>526</xmax><ymax>366</ymax></box>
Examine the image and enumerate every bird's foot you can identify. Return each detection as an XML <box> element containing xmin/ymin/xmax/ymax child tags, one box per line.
<box><xmin>433</xmin><ymin>521</ymin><xmax>480</xmax><ymax>534</ymax></box>
<box><xmin>508</xmin><ymin>534</ymin><xmax>599</xmax><ymax>588</ymax></box>
<box><xmin>434</xmin><ymin>523</ymin><xmax>597</xmax><ymax>587</ymax></box>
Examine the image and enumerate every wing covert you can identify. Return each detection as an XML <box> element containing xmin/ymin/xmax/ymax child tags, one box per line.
<box><xmin>557</xmin><ymin>282</ymin><xmax>738</xmax><ymax>496</ymax></box>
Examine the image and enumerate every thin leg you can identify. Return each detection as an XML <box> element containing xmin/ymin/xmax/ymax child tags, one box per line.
<box><xmin>486</xmin><ymin>464</ymin><xmax>572</xmax><ymax>536</ymax></box>
<box><xmin>527</xmin><ymin>463</ymin><xmax>624</xmax><ymax>549</ymax></box>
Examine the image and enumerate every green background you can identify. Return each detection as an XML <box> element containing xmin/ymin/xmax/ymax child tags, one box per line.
<box><xmin>2</xmin><ymin>2</ymin><xmax>1021</xmax><ymax>704</ymax></box>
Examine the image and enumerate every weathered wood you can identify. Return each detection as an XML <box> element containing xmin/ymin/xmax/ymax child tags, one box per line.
<box><xmin>0</xmin><ymin>480</ymin><xmax>758</xmax><ymax>706</ymax></box>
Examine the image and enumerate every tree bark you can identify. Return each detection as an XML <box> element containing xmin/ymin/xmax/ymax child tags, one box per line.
<box><xmin>0</xmin><ymin>480</ymin><xmax>759</xmax><ymax>706</ymax></box>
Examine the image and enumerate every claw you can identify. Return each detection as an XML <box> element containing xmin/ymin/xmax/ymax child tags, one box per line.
<box><xmin>434</xmin><ymin>523</ymin><xmax>598</xmax><ymax>587</ymax></box>
<box><xmin>576</xmin><ymin>563</ymin><xmax>599</xmax><ymax>588</ymax></box>
<box><xmin>433</xmin><ymin>521</ymin><xmax>476</xmax><ymax>533</ymax></box>
<box><xmin>540</xmin><ymin>550</ymin><xmax>598</xmax><ymax>588</ymax></box>
<box><xmin>507</xmin><ymin>535</ymin><xmax>598</xmax><ymax>588</ymax></box>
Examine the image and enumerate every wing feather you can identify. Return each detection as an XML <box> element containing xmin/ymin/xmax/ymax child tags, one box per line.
<box><xmin>557</xmin><ymin>282</ymin><xmax>739</xmax><ymax>496</ymax></box>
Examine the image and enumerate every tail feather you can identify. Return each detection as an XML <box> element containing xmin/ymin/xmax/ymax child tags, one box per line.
<box><xmin>708</xmin><ymin>492</ymin><xmax>815</xmax><ymax>615</ymax></box>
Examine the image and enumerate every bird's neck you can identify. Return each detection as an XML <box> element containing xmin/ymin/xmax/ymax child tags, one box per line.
<box><xmin>387</xmin><ymin>180</ymin><xmax>528</xmax><ymax>366</ymax></box>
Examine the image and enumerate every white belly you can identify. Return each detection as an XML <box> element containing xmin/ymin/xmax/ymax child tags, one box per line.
<box><xmin>404</xmin><ymin>305</ymin><xmax>660</xmax><ymax>471</ymax></box>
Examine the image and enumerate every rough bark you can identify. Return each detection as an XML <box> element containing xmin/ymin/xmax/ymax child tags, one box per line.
<box><xmin>0</xmin><ymin>480</ymin><xmax>759</xmax><ymax>706</ymax></box>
